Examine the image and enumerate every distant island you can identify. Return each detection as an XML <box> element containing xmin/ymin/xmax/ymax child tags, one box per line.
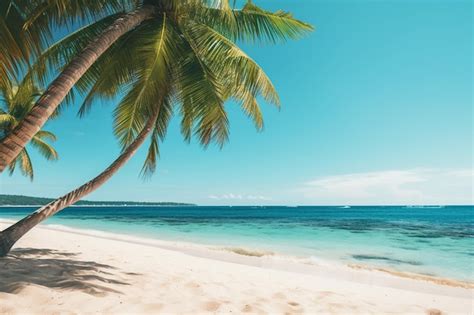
<box><xmin>0</xmin><ymin>194</ymin><xmax>195</xmax><ymax>206</ymax></box>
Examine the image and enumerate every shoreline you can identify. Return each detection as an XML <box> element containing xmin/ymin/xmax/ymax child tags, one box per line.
<box><xmin>0</xmin><ymin>204</ymin><xmax>197</xmax><ymax>207</ymax></box>
<box><xmin>1</xmin><ymin>219</ymin><xmax>473</xmax><ymax>291</ymax></box>
<box><xmin>0</xmin><ymin>222</ymin><xmax>472</xmax><ymax>314</ymax></box>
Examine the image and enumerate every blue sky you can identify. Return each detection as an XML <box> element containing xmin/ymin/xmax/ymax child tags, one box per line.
<box><xmin>1</xmin><ymin>0</ymin><xmax>472</xmax><ymax>205</ymax></box>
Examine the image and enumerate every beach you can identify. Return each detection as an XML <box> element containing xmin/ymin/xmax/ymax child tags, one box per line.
<box><xmin>0</xmin><ymin>222</ymin><xmax>472</xmax><ymax>315</ymax></box>
<box><xmin>1</xmin><ymin>0</ymin><xmax>471</xmax><ymax>314</ymax></box>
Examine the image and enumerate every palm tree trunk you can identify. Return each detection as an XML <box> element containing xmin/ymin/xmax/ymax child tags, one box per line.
<box><xmin>0</xmin><ymin>5</ymin><xmax>156</xmax><ymax>172</ymax></box>
<box><xmin>0</xmin><ymin>106</ymin><xmax>160</xmax><ymax>257</ymax></box>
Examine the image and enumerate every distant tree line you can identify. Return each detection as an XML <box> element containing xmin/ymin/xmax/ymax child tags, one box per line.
<box><xmin>0</xmin><ymin>195</ymin><xmax>194</xmax><ymax>206</ymax></box>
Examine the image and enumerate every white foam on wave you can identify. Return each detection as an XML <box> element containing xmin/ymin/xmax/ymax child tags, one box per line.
<box><xmin>405</xmin><ymin>205</ymin><xmax>446</xmax><ymax>209</ymax></box>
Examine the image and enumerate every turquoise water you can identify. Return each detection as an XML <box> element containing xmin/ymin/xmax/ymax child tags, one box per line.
<box><xmin>1</xmin><ymin>205</ymin><xmax>473</xmax><ymax>281</ymax></box>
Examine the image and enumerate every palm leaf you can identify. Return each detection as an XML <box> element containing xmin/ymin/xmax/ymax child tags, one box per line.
<box><xmin>76</xmin><ymin>21</ymin><xmax>153</xmax><ymax>117</ymax></box>
<box><xmin>23</xmin><ymin>0</ymin><xmax>130</xmax><ymax>47</ymax></box>
<box><xmin>196</xmin><ymin>1</ymin><xmax>313</xmax><ymax>44</ymax></box>
<box><xmin>9</xmin><ymin>149</ymin><xmax>34</xmax><ymax>180</ymax></box>
<box><xmin>30</xmin><ymin>133</ymin><xmax>58</xmax><ymax>160</ymax></box>
<box><xmin>179</xmin><ymin>21</ymin><xmax>276</xmax><ymax>132</ymax></box>
<box><xmin>28</xmin><ymin>13</ymin><xmax>122</xmax><ymax>86</ymax></box>
<box><xmin>0</xmin><ymin>113</ymin><xmax>17</xmax><ymax>130</ymax></box>
<box><xmin>113</xmin><ymin>14</ymin><xmax>175</xmax><ymax>148</ymax></box>
<box><xmin>140</xmin><ymin>96</ymin><xmax>173</xmax><ymax>177</ymax></box>
<box><xmin>176</xmin><ymin>23</ymin><xmax>229</xmax><ymax>147</ymax></box>
<box><xmin>2</xmin><ymin>74</ymin><xmax>59</xmax><ymax>179</ymax></box>
<box><xmin>34</xmin><ymin>130</ymin><xmax>57</xmax><ymax>141</ymax></box>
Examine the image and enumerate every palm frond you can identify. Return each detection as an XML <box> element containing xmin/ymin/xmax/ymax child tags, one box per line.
<box><xmin>29</xmin><ymin>0</ymin><xmax>129</xmax><ymax>25</ymax></box>
<box><xmin>241</xmin><ymin>93</ymin><xmax>264</xmax><ymax>130</ymax></box>
<box><xmin>7</xmin><ymin>153</ymin><xmax>17</xmax><ymax>175</ymax></box>
<box><xmin>113</xmin><ymin>14</ymin><xmax>175</xmax><ymax>148</ymax></box>
<box><xmin>140</xmin><ymin>96</ymin><xmax>173</xmax><ymax>177</ymax></box>
<box><xmin>0</xmin><ymin>15</ymin><xmax>26</xmax><ymax>83</ymax></box>
<box><xmin>141</xmin><ymin>128</ymin><xmax>159</xmax><ymax>178</ymax></box>
<box><xmin>9</xmin><ymin>76</ymin><xmax>41</xmax><ymax>114</ymax></box>
<box><xmin>0</xmin><ymin>0</ymin><xmax>126</xmax><ymax>82</ymax></box>
<box><xmin>76</xmin><ymin>21</ymin><xmax>153</xmax><ymax>117</ymax></box>
<box><xmin>0</xmin><ymin>113</ymin><xmax>17</xmax><ymax>130</ymax></box>
<box><xmin>30</xmin><ymin>133</ymin><xmax>58</xmax><ymax>160</ymax></box>
<box><xmin>23</xmin><ymin>0</ymin><xmax>130</xmax><ymax>46</ymax></box>
<box><xmin>179</xmin><ymin>20</ymin><xmax>276</xmax><ymax>134</ymax></box>
<box><xmin>10</xmin><ymin>148</ymin><xmax>34</xmax><ymax>180</ymax></box>
<box><xmin>28</xmin><ymin>13</ymin><xmax>122</xmax><ymax>86</ymax></box>
<box><xmin>34</xmin><ymin>130</ymin><xmax>57</xmax><ymax>141</ymax></box>
<box><xmin>2</xmin><ymin>74</ymin><xmax>59</xmax><ymax>179</ymax></box>
<box><xmin>175</xmin><ymin>23</ymin><xmax>229</xmax><ymax>147</ymax></box>
<box><xmin>0</xmin><ymin>1</ymin><xmax>35</xmax><ymax>74</ymax></box>
<box><xmin>186</xmin><ymin>22</ymin><xmax>279</xmax><ymax>105</ymax></box>
<box><xmin>196</xmin><ymin>1</ymin><xmax>313</xmax><ymax>44</ymax></box>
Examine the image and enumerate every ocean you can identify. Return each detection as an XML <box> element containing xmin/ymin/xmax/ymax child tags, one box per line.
<box><xmin>0</xmin><ymin>205</ymin><xmax>472</xmax><ymax>282</ymax></box>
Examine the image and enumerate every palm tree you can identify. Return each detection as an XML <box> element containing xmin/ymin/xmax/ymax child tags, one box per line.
<box><xmin>0</xmin><ymin>77</ymin><xmax>58</xmax><ymax>179</ymax></box>
<box><xmin>0</xmin><ymin>0</ymin><xmax>312</xmax><ymax>256</ymax></box>
<box><xmin>0</xmin><ymin>0</ymin><xmax>312</xmax><ymax>171</ymax></box>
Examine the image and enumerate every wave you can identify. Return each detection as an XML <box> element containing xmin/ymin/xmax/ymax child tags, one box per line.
<box><xmin>348</xmin><ymin>264</ymin><xmax>474</xmax><ymax>289</ymax></box>
<box><xmin>221</xmin><ymin>247</ymin><xmax>274</xmax><ymax>257</ymax></box>
<box><xmin>405</xmin><ymin>205</ymin><xmax>445</xmax><ymax>209</ymax></box>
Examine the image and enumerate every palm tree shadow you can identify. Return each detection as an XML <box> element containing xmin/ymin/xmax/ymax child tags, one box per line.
<box><xmin>0</xmin><ymin>248</ymin><xmax>134</xmax><ymax>296</ymax></box>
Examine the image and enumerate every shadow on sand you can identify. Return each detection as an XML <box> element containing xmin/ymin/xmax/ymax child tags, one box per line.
<box><xmin>0</xmin><ymin>248</ymin><xmax>132</xmax><ymax>296</ymax></box>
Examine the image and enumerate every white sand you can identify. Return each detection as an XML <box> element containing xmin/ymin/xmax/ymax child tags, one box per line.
<box><xmin>0</xmin><ymin>222</ymin><xmax>472</xmax><ymax>314</ymax></box>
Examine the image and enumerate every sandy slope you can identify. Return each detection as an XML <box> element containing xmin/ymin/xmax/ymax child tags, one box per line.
<box><xmin>0</xmin><ymin>222</ymin><xmax>472</xmax><ymax>314</ymax></box>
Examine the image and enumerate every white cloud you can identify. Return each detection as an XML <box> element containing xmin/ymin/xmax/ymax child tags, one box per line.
<box><xmin>300</xmin><ymin>169</ymin><xmax>473</xmax><ymax>205</ymax></box>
